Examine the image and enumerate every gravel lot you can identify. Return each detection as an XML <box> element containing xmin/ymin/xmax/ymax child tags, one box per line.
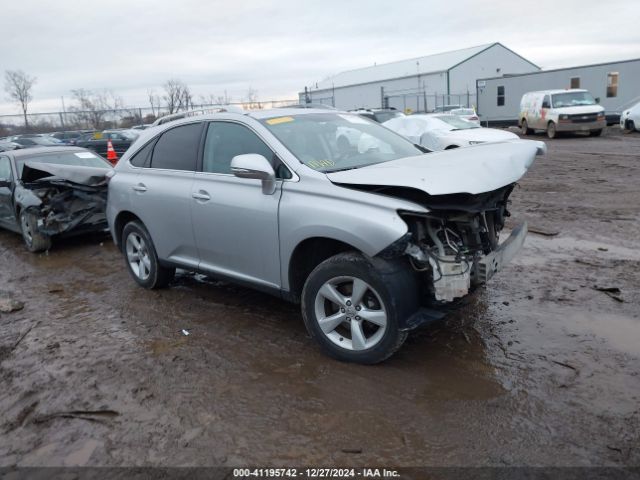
<box><xmin>1</xmin><ymin>128</ymin><xmax>639</xmax><ymax>468</ymax></box>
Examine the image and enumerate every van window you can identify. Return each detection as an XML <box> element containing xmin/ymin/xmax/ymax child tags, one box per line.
<box><xmin>542</xmin><ymin>95</ymin><xmax>551</xmax><ymax>108</ymax></box>
<box><xmin>497</xmin><ymin>86</ymin><xmax>505</xmax><ymax>106</ymax></box>
<box><xmin>151</xmin><ymin>123</ymin><xmax>202</xmax><ymax>171</ymax></box>
<box><xmin>570</xmin><ymin>77</ymin><xmax>580</xmax><ymax>89</ymax></box>
<box><xmin>607</xmin><ymin>72</ymin><xmax>619</xmax><ymax>98</ymax></box>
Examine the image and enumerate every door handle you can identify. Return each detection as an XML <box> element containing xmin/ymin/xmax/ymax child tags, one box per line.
<box><xmin>133</xmin><ymin>184</ymin><xmax>147</xmax><ymax>192</ymax></box>
<box><xmin>192</xmin><ymin>191</ymin><xmax>211</xmax><ymax>201</ymax></box>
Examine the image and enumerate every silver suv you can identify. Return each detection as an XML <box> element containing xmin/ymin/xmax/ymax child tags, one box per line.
<box><xmin>107</xmin><ymin>109</ymin><xmax>544</xmax><ymax>363</ymax></box>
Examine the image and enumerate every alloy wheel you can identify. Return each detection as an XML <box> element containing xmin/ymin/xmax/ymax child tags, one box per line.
<box><xmin>314</xmin><ymin>276</ymin><xmax>387</xmax><ymax>351</ymax></box>
<box><xmin>126</xmin><ymin>232</ymin><xmax>151</xmax><ymax>281</ymax></box>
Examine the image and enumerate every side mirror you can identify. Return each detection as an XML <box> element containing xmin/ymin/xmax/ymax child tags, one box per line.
<box><xmin>231</xmin><ymin>154</ymin><xmax>276</xmax><ymax>195</ymax></box>
<box><xmin>0</xmin><ymin>179</ymin><xmax>11</xmax><ymax>188</ymax></box>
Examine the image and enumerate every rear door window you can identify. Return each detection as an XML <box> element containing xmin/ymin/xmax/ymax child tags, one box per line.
<box><xmin>150</xmin><ymin>123</ymin><xmax>203</xmax><ymax>171</ymax></box>
<box><xmin>0</xmin><ymin>156</ymin><xmax>12</xmax><ymax>180</ymax></box>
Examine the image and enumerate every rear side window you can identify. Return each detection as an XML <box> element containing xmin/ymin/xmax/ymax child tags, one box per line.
<box><xmin>151</xmin><ymin>123</ymin><xmax>202</xmax><ymax>171</ymax></box>
<box><xmin>202</xmin><ymin>122</ymin><xmax>274</xmax><ymax>175</ymax></box>
<box><xmin>130</xmin><ymin>140</ymin><xmax>155</xmax><ymax>168</ymax></box>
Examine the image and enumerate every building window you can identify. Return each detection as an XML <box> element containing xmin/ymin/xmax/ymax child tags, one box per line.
<box><xmin>570</xmin><ymin>77</ymin><xmax>580</xmax><ymax>89</ymax></box>
<box><xmin>497</xmin><ymin>86</ymin><xmax>505</xmax><ymax>106</ymax></box>
<box><xmin>607</xmin><ymin>72</ymin><xmax>619</xmax><ymax>97</ymax></box>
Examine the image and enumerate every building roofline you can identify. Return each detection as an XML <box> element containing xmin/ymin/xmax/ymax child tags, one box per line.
<box><xmin>477</xmin><ymin>56</ymin><xmax>640</xmax><ymax>82</ymax></box>
<box><xmin>300</xmin><ymin>71</ymin><xmax>447</xmax><ymax>96</ymax></box>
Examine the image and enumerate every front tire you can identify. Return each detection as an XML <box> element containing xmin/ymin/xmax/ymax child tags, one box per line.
<box><xmin>122</xmin><ymin>221</ymin><xmax>175</xmax><ymax>289</ymax></box>
<box><xmin>19</xmin><ymin>210</ymin><xmax>52</xmax><ymax>253</ymax></box>
<box><xmin>301</xmin><ymin>252</ymin><xmax>418</xmax><ymax>364</ymax></box>
<box><xmin>546</xmin><ymin>121</ymin><xmax>557</xmax><ymax>139</ymax></box>
<box><xmin>590</xmin><ymin>129</ymin><xmax>603</xmax><ymax>137</ymax></box>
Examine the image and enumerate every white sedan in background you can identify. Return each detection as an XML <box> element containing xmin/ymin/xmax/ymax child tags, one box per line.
<box><xmin>383</xmin><ymin>114</ymin><xmax>518</xmax><ymax>151</ymax></box>
<box><xmin>620</xmin><ymin>101</ymin><xmax>640</xmax><ymax>132</ymax></box>
<box><xmin>450</xmin><ymin>107</ymin><xmax>480</xmax><ymax>125</ymax></box>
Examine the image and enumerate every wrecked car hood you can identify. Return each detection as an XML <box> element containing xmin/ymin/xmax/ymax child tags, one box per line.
<box><xmin>22</xmin><ymin>162</ymin><xmax>112</xmax><ymax>186</ymax></box>
<box><xmin>327</xmin><ymin>140</ymin><xmax>545</xmax><ymax>195</ymax></box>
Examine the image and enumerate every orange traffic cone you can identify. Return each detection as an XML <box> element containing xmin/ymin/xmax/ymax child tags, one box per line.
<box><xmin>106</xmin><ymin>139</ymin><xmax>118</xmax><ymax>165</ymax></box>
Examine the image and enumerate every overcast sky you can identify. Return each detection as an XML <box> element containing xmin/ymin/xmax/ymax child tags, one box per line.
<box><xmin>1</xmin><ymin>0</ymin><xmax>639</xmax><ymax>115</ymax></box>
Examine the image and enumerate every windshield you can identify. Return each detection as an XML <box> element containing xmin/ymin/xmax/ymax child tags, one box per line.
<box><xmin>260</xmin><ymin>113</ymin><xmax>423</xmax><ymax>172</ymax></box>
<box><xmin>552</xmin><ymin>91</ymin><xmax>596</xmax><ymax>108</ymax></box>
<box><xmin>16</xmin><ymin>151</ymin><xmax>111</xmax><ymax>176</ymax></box>
<box><xmin>432</xmin><ymin>115</ymin><xmax>480</xmax><ymax>130</ymax></box>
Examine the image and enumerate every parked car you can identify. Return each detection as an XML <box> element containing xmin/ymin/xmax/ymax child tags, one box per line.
<box><xmin>0</xmin><ymin>141</ymin><xmax>22</xmax><ymax>152</ymax></box>
<box><xmin>48</xmin><ymin>130</ymin><xmax>85</xmax><ymax>145</ymax></box>
<box><xmin>383</xmin><ymin>114</ymin><xmax>518</xmax><ymax>151</ymax></box>
<box><xmin>519</xmin><ymin>89</ymin><xmax>606</xmax><ymax>138</ymax></box>
<box><xmin>432</xmin><ymin>104</ymin><xmax>462</xmax><ymax>113</ymax></box>
<box><xmin>75</xmin><ymin>130</ymin><xmax>139</xmax><ymax>157</ymax></box>
<box><xmin>620</xmin><ymin>101</ymin><xmax>640</xmax><ymax>132</ymax></box>
<box><xmin>449</xmin><ymin>107</ymin><xmax>480</xmax><ymax>125</ymax></box>
<box><xmin>13</xmin><ymin>136</ymin><xmax>64</xmax><ymax>148</ymax></box>
<box><xmin>0</xmin><ymin>147</ymin><xmax>113</xmax><ymax>252</ymax></box>
<box><xmin>107</xmin><ymin>109</ymin><xmax>545</xmax><ymax>363</ymax></box>
<box><xmin>351</xmin><ymin>108</ymin><xmax>405</xmax><ymax>123</ymax></box>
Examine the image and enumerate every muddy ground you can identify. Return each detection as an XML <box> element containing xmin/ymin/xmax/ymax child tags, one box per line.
<box><xmin>0</xmin><ymin>129</ymin><xmax>639</xmax><ymax>468</ymax></box>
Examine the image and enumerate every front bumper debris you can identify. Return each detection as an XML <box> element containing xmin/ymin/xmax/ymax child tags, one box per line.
<box><xmin>476</xmin><ymin>221</ymin><xmax>528</xmax><ymax>283</ymax></box>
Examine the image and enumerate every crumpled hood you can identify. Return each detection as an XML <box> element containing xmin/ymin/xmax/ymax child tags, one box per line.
<box><xmin>21</xmin><ymin>162</ymin><xmax>112</xmax><ymax>186</ymax></box>
<box><xmin>327</xmin><ymin>139</ymin><xmax>545</xmax><ymax>195</ymax></box>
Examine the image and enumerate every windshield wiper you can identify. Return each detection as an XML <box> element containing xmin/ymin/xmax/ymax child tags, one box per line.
<box><xmin>324</xmin><ymin>166</ymin><xmax>359</xmax><ymax>173</ymax></box>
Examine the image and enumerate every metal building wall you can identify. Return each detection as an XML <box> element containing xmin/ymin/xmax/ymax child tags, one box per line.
<box><xmin>477</xmin><ymin>59</ymin><xmax>640</xmax><ymax>123</ymax></box>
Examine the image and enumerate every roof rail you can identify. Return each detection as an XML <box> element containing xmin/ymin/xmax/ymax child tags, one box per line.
<box><xmin>151</xmin><ymin>105</ymin><xmax>245</xmax><ymax>126</ymax></box>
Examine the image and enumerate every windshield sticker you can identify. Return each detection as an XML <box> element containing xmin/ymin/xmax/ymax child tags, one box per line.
<box><xmin>306</xmin><ymin>159</ymin><xmax>335</xmax><ymax>169</ymax></box>
<box><xmin>266</xmin><ymin>116</ymin><xmax>295</xmax><ymax>125</ymax></box>
<box><xmin>338</xmin><ymin>114</ymin><xmax>370</xmax><ymax>125</ymax></box>
<box><xmin>75</xmin><ymin>152</ymin><xmax>97</xmax><ymax>158</ymax></box>
<box><xmin>93</xmin><ymin>132</ymin><xmax>103</xmax><ymax>139</ymax></box>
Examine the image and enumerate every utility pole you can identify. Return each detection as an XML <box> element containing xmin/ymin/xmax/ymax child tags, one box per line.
<box><xmin>60</xmin><ymin>95</ymin><xmax>66</xmax><ymax>129</ymax></box>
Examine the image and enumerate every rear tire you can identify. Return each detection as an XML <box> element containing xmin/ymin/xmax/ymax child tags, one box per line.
<box><xmin>590</xmin><ymin>129</ymin><xmax>603</xmax><ymax>137</ymax></box>
<box><xmin>521</xmin><ymin>119</ymin><xmax>533</xmax><ymax>135</ymax></box>
<box><xmin>122</xmin><ymin>220</ymin><xmax>175</xmax><ymax>289</ymax></box>
<box><xmin>19</xmin><ymin>210</ymin><xmax>52</xmax><ymax>253</ymax></box>
<box><xmin>301</xmin><ymin>252</ymin><xmax>418</xmax><ymax>364</ymax></box>
<box><xmin>629</xmin><ymin>121</ymin><xmax>636</xmax><ymax>132</ymax></box>
<box><xmin>546</xmin><ymin>122</ymin><xmax>557</xmax><ymax>139</ymax></box>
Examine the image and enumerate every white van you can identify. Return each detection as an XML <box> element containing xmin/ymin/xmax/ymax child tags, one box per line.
<box><xmin>519</xmin><ymin>89</ymin><xmax>606</xmax><ymax>139</ymax></box>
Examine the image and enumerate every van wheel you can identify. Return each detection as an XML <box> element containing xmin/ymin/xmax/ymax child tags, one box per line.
<box><xmin>301</xmin><ymin>252</ymin><xmax>418</xmax><ymax>364</ymax></box>
<box><xmin>19</xmin><ymin>210</ymin><xmax>52</xmax><ymax>253</ymax></box>
<box><xmin>521</xmin><ymin>119</ymin><xmax>533</xmax><ymax>135</ymax></box>
<box><xmin>628</xmin><ymin>121</ymin><xmax>636</xmax><ymax>132</ymax></box>
<box><xmin>546</xmin><ymin>122</ymin><xmax>557</xmax><ymax>139</ymax></box>
<box><xmin>122</xmin><ymin>220</ymin><xmax>175</xmax><ymax>289</ymax></box>
<box><xmin>590</xmin><ymin>129</ymin><xmax>603</xmax><ymax>137</ymax></box>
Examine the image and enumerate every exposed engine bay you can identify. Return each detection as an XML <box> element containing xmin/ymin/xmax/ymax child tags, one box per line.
<box><xmin>375</xmin><ymin>184</ymin><xmax>527</xmax><ymax>303</ymax></box>
<box><xmin>19</xmin><ymin>162</ymin><xmax>109</xmax><ymax>236</ymax></box>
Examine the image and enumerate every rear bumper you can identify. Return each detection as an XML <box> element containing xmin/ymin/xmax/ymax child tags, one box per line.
<box><xmin>556</xmin><ymin>120</ymin><xmax>605</xmax><ymax>132</ymax></box>
<box><xmin>476</xmin><ymin>221</ymin><xmax>528</xmax><ymax>283</ymax></box>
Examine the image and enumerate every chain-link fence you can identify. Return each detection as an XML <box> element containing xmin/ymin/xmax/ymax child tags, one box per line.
<box><xmin>381</xmin><ymin>87</ymin><xmax>476</xmax><ymax>114</ymax></box>
<box><xmin>0</xmin><ymin>99</ymin><xmax>299</xmax><ymax>136</ymax></box>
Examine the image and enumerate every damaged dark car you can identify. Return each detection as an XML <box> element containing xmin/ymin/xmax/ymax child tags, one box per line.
<box><xmin>0</xmin><ymin>147</ymin><xmax>113</xmax><ymax>252</ymax></box>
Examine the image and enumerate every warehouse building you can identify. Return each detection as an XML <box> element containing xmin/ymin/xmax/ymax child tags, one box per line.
<box><xmin>476</xmin><ymin>58</ymin><xmax>640</xmax><ymax>124</ymax></box>
<box><xmin>300</xmin><ymin>43</ymin><xmax>540</xmax><ymax>112</ymax></box>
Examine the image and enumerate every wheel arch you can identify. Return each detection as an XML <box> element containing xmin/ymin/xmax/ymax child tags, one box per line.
<box><xmin>113</xmin><ymin>210</ymin><xmax>143</xmax><ymax>251</ymax></box>
<box><xmin>286</xmin><ymin>236</ymin><xmax>362</xmax><ymax>304</ymax></box>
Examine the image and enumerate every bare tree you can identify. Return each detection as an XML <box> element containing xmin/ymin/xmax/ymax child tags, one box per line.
<box><xmin>163</xmin><ymin>79</ymin><xmax>191</xmax><ymax>114</ymax></box>
<box><xmin>4</xmin><ymin>70</ymin><xmax>37</xmax><ymax>130</ymax></box>
<box><xmin>69</xmin><ymin>89</ymin><xmax>124</xmax><ymax>130</ymax></box>
<box><xmin>243</xmin><ymin>87</ymin><xmax>260</xmax><ymax>110</ymax></box>
<box><xmin>147</xmin><ymin>89</ymin><xmax>161</xmax><ymax>117</ymax></box>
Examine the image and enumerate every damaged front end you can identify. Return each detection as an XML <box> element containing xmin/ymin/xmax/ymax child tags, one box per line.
<box><xmin>19</xmin><ymin>162</ymin><xmax>110</xmax><ymax>237</ymax></box>
<box><xmin>379</xmin><ymin>185</ymin><xmax>526</xmax><ymax>304</ymax></box>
